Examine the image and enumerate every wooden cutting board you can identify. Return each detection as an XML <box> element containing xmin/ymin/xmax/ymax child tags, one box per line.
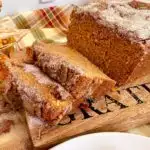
<box><xmin>26</xmin><ymin>76</ymin><xmax>150</xmax><ymax>149</ymax></box>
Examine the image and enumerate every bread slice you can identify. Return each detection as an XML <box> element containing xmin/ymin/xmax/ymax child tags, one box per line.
<box><xmin>0</xmin><ymin>54</ymin><xmax>73</xmax><ymax>124</ymax></box>
<box><xmin>33</xmin><ymin>41</ymin><xmax>116</xmax><ymax>101</ymax></box>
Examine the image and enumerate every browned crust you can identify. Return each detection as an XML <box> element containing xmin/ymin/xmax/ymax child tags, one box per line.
<box><xmin>33</xmin><ymin>42</ymin><xmax>115</xmax><ymax>100</ymax></box>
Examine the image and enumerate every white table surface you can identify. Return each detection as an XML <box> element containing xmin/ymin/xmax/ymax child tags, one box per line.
<box><xmin>0</xmin><ymin>0</ymin><xmax>88</xmax><ymax>17</ymax></box>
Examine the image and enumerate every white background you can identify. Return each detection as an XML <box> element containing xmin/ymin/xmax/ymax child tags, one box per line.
<box><xmin>0</xmin><ymin>0</ymin><xmax>88</xmax><ymax>17</ymax></box>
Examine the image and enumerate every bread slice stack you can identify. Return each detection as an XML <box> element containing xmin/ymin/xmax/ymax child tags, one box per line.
<box><xmin>0</xmin><ymin>40</ymin><xmax>115</xmax><ymax>148</ymax></box>
<box><xmin>0</xmin><ymin>40</ymin><xmax>115</xmax><ymax>123</ymax></box>
<box><xmin>0</xmin><ymin>54</ymin><xmax>74</xmax><ymax>124</ymax></box>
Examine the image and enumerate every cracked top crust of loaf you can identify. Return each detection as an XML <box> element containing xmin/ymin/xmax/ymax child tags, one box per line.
<box><xmin>75</xmin><ymin>1</ymin><xmax>150</xmax><ymax>43</ymax></box>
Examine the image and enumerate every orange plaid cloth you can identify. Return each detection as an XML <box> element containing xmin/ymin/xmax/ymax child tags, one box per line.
<box><xmin>12</xmin><ymin>5</ymin><xmax>72</xmax><ymax>30</ymax></box>
<box><xmin>0</xmin><ymin>5</ymin><xmax>73</xmax><ymax>52</ymax></box>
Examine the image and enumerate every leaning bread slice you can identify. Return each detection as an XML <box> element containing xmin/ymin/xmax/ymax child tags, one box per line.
<box><xmin>0</xmin><ymin>54</ymin><xmax>73</xmax><ymax>124</ymax></box>
<box><xmin>33</xmin><ymin>41</ymin><xmax>116</xmax><ymax>100</ymax></box>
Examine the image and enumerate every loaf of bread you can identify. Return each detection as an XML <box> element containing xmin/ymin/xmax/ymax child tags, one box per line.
<box><xmin>0</xmin><ymin>54</ymin><xmax>73</xmax><ymax>124</ymax></box>
<box><xmin>33</xmin><ymin>41</ymin><xmax>115</xmax><ymax>101</ymax></box>
<box><xmin>68</xmin><ymin>1</ymin><xmax>150</xmax><ymax>85</ymax></box>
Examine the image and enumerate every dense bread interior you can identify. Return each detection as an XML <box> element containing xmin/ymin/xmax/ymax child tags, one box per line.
<box><xmin>34</xmin><ymin>43</ymin><xmax>112</xmax><ymax>79</ymax></box>
<box><xmin>68</xmin><ymin>2</ymin><xmax>147</xmax><ymax>85</ymax></box>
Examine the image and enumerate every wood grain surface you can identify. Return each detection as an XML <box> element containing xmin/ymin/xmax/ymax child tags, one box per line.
<box><xmin>26</xmin><ymin>76</ymin><xmax>150</xmax><ymax>149</ymax></box>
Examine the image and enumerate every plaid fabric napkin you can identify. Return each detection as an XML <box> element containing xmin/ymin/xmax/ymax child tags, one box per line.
<box><xmin>0</xmin><ymin>5</ymin><xmax>73</xmax><ymax>53</ymax></box>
